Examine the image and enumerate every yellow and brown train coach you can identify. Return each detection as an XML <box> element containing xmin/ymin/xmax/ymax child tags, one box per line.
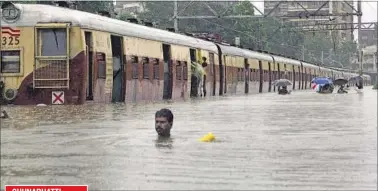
<box><xmin>0</xmin><ymin>2</ymin><xmax>220</xmax><ymax>105</ymax></box>
<box><xmin>0</xmin><ymin>3</ymin><xmax>370</xmax><ymax>105</ymax></box>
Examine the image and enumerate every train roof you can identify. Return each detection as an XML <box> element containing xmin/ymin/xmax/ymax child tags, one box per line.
<box><xmin>217</xmin><ymin>44</ymin><xmax>245</xmax><ymax>57</ymax></box>
<box><xmin>301</xmin><ymin>62</ymin><xmax>319</xmax><ymax>70</ymax></box>
<box><xmin>2</xmin><ymin>3</ymin><xmax>218</xmax><ymax>53</ymax></box>
<box><xmin>242</xmin><ymin>49</ymin><xmax>274</xmax><ymax>62</ymax></box>
<box><xmin>1</xmin><ymin>3</ymin><xmax>364</xmax><ymax>78</ymax></box>
<box><xmin>272</xmin><ymin>55</ymin><xmax>301</xmax><ymax>66</ymax></box>
<box><xmin>217</xmin><ymin>44</ymin><xmax>274</xmax><ymax>62</ymax></box>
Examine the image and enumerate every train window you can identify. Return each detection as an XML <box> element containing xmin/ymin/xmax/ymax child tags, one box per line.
<box><xmin>0</xmin><ymin>50</ymin><xmax>20</xmax><ymax>73</ymax></box>
<box><xmin>96</xmin><ymin>53</ymin><xmax>106</xmax><ymax>79</ymax></box>
<box><xmin>131</xmin><ymin>56</ymin><xmax>139</xmax><ymax>79</ymax></box>
<box><xmin>262</xmin><ymin>70</ymin><xmax>265</xmax><ymax>81</ymax></box>
<box><xmin>176</xmin><ymin>61</ymin><xmax>182</xmax><ymax>80</ymax></box>
<box><xmin>37</xmin><ymin>28</ymin><xmax>67</xmax><ymax>56</ymax></box>
<box><xmin>242</xmin><ymin>68</ymin><xmax>245</xmax><ymax>81</ymax></box>
<box><xmin>238</xmin><ymin>68</ymin><xmax>243</xmax><ymax>81</ymax></box>
<box><xmin>183</xmin><ymin>61</ymin><xmax>188</xmax><ymax>80</ymax></box>
<box><xmin>153</xmin><ymin>59</ymin><xmax>159</xmax><ymax>80</ymax></box>
<box><xmin>143</xmin><ymin>57</ymin><xmax>149</xmax><ymax>79</ymax></box>
<box><xmin>239</xmin><ymin>68</ymin><xmax>242</xmax><ymax>81</ymax></box>
<box><xmin>249</xmin><ymin>69</ymin><xmax>254</xmax><ymax>81</ymax></box>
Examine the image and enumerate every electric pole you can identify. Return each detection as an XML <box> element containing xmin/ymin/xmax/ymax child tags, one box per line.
<box><xmin>358</xmin><ymin>0</ymin><xmax>363</xmax><ymax>76</ymax></box>
<box><xmin>173</xmin><ymin>0</ymin><xmax>178</xmax><ymax>32</ymax></box>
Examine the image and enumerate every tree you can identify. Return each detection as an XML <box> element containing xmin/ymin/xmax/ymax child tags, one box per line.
<box><xmin>74</xmin><ymin>1</ymin><xmax>115</xmax><ymax>16</ymax></box>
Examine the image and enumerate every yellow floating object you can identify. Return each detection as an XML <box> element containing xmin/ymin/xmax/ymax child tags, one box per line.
<box><xmin>200</xmin><ymin>132</ymin><xmax>215</xmax><ymax>142</ymax></box>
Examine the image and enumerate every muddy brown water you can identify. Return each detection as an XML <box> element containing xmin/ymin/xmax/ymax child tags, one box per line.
<box><xmin>1</xmin><ymin>89</ymin><xmax>377</xmax><ymax>190</ymax></box>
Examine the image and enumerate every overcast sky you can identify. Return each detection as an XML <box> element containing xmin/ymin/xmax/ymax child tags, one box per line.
<box><xmin>250</xmin><ymin>1</ymin><xmax>378</xmax><ymax>22</ymax></box>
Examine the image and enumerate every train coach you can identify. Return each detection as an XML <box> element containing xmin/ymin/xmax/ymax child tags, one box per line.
<box><xmin>0</xmin><ymin>2</ymin><xmax>370</xmax><ymax>105</ymax></box>
<box><xmin>0</xmin><ymin>2</ymin><xmax>221</xmax><ymax>105</ymax></box>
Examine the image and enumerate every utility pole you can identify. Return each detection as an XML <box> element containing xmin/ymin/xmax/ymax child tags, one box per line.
<box><xmin>321</xmin><ymin>50</ymin><xmax>324</xmax><ymax>66</ymax></box>
<box><xmin>302</xmin><ymin>45</ymin><xmax>305</xmax><ymax>60</ymax></box>
<box><xmin>357</xmin><ymin>0</ymin><xmax>363</xmax><ymax>76</ymax></box>
<box><xmin>173</xmin><ymin>0</ymin><xmax>178</xmax><ymax>32</ymax></box>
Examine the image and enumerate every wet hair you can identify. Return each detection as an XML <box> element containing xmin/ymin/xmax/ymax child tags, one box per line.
<box><xmin>155</xmin><ymin>108</ymin><xmax>173</xmax><ymax>123</ymax></box>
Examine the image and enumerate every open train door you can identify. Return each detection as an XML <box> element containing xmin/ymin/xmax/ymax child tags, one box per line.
<box><xmin>163</xmin><ymin>44</ymin><xmax>172</xmax><ymax>100</ymax></box>
<box><xmin>209</xmin><ymin>52</ymin><xmax>216</xmax><ymax>96</ymax></box>
<box><xmin>259</xmin><ymin>60</ymin><xmax>263</xmax><ymax>93</ymax></box>
<box><xmin>244</xmin><ymin>59</ymin><xmax>249</xmax><ymax>94</ymax></box>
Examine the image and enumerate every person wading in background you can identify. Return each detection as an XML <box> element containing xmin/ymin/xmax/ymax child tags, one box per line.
<box><xmin>201</xmin><ymin>57</ymin><xmax>208</xmax><ymax>97</ymax></box>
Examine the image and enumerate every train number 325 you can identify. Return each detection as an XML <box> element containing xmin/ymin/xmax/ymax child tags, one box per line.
<box><xmin>1</xmin><ymin>36</ymin><xmax>20</xmax><ymax>46</ymax></box>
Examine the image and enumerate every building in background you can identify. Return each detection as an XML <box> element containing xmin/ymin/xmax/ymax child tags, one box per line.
<box><xmin>359</xmin><ymin>27</ymin><xmax>378</xmax><ymax>48</ymax></box>
<box><xmin>114</xmin><ymin>1</ymin><xmax>144</xmax><ymax>17</ymax></box>
<box><xmin>264</xmin><ymin>1</ymin><xmax>354</xmax><ymax>41</ymax></box>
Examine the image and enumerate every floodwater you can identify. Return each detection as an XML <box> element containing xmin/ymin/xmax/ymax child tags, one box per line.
<box><xmin>1</xmin><ymin>89</ymin><xmax>377</xmax><ymax>190</ymax></box>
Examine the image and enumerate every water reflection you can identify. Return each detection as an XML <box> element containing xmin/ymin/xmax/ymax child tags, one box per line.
<box><xmin>1</xmin><ymin>89</ymin><xmax>377</xmax><ymax>190</ymax></box>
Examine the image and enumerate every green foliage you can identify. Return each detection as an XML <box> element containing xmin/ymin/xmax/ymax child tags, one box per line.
<box><xmin>117</xmin><ymin>12</ymin><xmax>135</xmax><ymax>21</ymax></box>
<box><xmin>135</xmin><ymin>1</ymin><xmax>358</xmax><ymax>69</ymax></box>
<box><xmin>74</xmin><ymin>1</ymin><xmax>115</xmax><ymax>16</ymax></box>
<box><xmin>6</xmin><ymin>1</ymin><xmax>358</xmax><ymax>69</ymax></box>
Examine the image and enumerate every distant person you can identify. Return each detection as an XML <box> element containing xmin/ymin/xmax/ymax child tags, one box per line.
<box><xmin>278</xmin><ymin>86</ymin><xmax>288</xmax><ymax>94</ymax></box>
<box><xmin>155</xmin><ymin>108</ymin><xmax>173</xmax><ymax>137</ymax></box>
<box><xmin>201</xmin><ymin>57</ymin><xmax>208</xmax><ymax>97</ymax></box>
<box><xmin>337</xmin><ymin>85</ymin><xmax>348</xmax><ymax>93</ymax></box>
<box><xmin>356</xmin><ymin>81</ymin><xmax>363</xmax><ymax>89</ymax></box>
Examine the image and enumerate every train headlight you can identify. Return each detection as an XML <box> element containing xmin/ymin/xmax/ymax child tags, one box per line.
<box><xmin>3</xmin><ymin>88</ymin><xmax>17</xmax><ymax>101</ymax></box>
<box><xmin>1</xmin><ymin>2</ymin><xmax>21</xmax><ymax>23</ymax></box>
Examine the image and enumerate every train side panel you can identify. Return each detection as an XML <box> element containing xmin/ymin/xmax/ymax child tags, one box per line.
<box><xmin>235</xmin><ymin>56</ymin><xmax>245</xmax><ymax>95</ymax></box>
<box><xmin>169</xmin><ymin>45</ymin><xmax>190</xmax><ymax>100</ymax></box>
<box><xmin>224</xmin><ymin>55</ymin><xmax>234</xmax><ymax>95</ymax></box>
<box><xmin>248</xmin><ymin>58</ymin><xmax>260</xmax><ymax>94</ymax></box>
<box><xmin>1</xmin><ymin>26</ymin><xmax>34</xmax><ymax>103</ymax></box>
<box><xmin>90</xmin><ymin>30</ymin><xmax>114</xmax><ymax>103</ymax></box>
<box><xmin>123</xmin><ymin>36</ymin><xmax>169</xmax><ymax>103</ymax></box>
<box><xmin>2</xmin><ymin>26</ymin><xmax>86</xmax><ymax>105</ymax></box>
<box><xmin>261</xmin><ymin>60</ymin><xmax>270</xmax><ymax>93</ymax></box>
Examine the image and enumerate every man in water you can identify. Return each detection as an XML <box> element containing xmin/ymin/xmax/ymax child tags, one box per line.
<box><xmin>155</xmin><ymin>108</ymin><xmax>173</xmax><ymax>137</ymax></box>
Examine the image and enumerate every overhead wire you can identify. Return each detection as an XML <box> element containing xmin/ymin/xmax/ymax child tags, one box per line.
<box><xmin>139</xmin><ymin>2</ymin><xmax>348</xmax><ymax>66</ymax></box>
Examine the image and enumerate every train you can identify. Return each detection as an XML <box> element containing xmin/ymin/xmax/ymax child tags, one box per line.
<box><xmin>0</xmin><ymin>2</ymin><xmax>371</xmax><ymax>105</ymax></box>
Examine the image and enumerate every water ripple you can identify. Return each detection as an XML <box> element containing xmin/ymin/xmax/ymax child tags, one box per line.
<box><xmin>1</xmin><ymin>89</ymin><xmax>377</xmax><ymax>190</ymax></box>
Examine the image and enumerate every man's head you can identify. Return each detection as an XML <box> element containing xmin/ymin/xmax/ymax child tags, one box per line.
<box><xmin>155</xmin><ymin>108</ymin><xmax>173</xmax><ymax>136</ymax></box>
